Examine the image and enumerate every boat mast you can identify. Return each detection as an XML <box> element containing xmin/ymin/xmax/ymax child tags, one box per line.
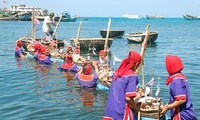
<box><xmin>32</xmin><ymin>7</ymin><xmax>35</xmax><ymax>39</ymax></box>
<box><xmin>104</xmin><ymin>17</ymin><xmax>111</xmax><ymax>70</ymax></box>
<box><xmin>104</xmin><ymin>17</ymin><xmax>111</xmax><ymax>52</ymax></box>
<box><xmin>52</xmin><ymin>15</ymin><xmax>62</xmax><ymax>40</ymax></box>
<box><xmin>75</xmin><ymin>20</ymin><xmax>82</xmax><ymax>47</ymax></box>
<box><xmin>136</xmin><ymin>24</ymin><xmax>150</xmax><ymax>89</ymax></box>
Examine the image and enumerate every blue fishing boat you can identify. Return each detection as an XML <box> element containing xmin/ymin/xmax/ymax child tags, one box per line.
<box><xmin>55</xmin><ymin>11</ymin><xmax>76</xmax><ymax>22</ymax></box>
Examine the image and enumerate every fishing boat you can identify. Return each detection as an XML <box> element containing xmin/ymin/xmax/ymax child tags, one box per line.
<box><xmin>20</xmin><ymin>37</ymin><xmax>64</xmax><ymax>51</ymax></box>
<box><xmin>0</xmin><ymin>14</ymin><xmax>17</xmax><ymax>21</ymax></box>
<box><xmin>126</xmin><ymin>31</ymin><xmax>158</xmax><ymax>44</ymax></box>
<box><xmin>122</xmin><ymin>14</ymin><xmax>142</xmax><ymax>19</ymax></box>
<box><xmin>71</xmin><ymin>38</ymin><xmax>113</xmax><ymax>51</ymax></box>
<box><xmin>100</xmin><ymin>29</ymin><xmax>125</xmax><ymax>38</ymax></box>
<box><xmin>54</xmin><ymin>11</ymin><xmax>76</xmax><ymax>22</ymax></box>
<box><xmin>15</xmin><ymin>12</ymin><xmax>32</xmax><ymax>21</ymax></box>
<box><xmin>146</xmin><ymin>14</ymin><xmax>164</xmax><ymax>19</ymax></box>
<box><xmin>183</xmin><ymin>14</ymin><xmax>200</xmax><ymax>20</ymax></box>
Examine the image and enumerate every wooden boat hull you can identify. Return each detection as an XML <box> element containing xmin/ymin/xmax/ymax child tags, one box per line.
<box><xmin>126</xmin><ymin>32</ymin><xmax>158</xmax><ymax>44</ymax></box>
<box><xmin>71</xmin><ymin>38</ymin><xmax>113</xmax><ymax>51</ymax></box>
<box><xmin>19</xmin><ymin>37</ymin><xmax>65</xmax><ymax>51</ymax></box>
<box><xmin>100</xmin><ymin>30</ymin><xmax>125</xmax><ymax>38</ymax></box>
<box><xmin>0</xmin><ymin>14</ymin><xmax>17</xmax><ymax>21</ymax></box>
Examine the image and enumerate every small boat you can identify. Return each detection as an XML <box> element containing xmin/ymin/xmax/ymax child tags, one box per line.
<box><xmin>15</xmin><ymin>12</ymin><xmax>32</xmax><ymax>21</ymax></box>
<box><xmin>54</xmin><ymin>11</ymin><xmax>76</xmax><ymax>22</ymax></box>
<box><xmin>19</xmin><ymin>37</ymin><xmax>65</xmax><ymax>51</ymax></box>
<box><xmin>71</xmin><ymin>38</ymin><xmax>113</xmax><ymax>51</ymax></box>
<box><xmin>126</xmin><ymin>31</ymin><xmax>158</xmax><ymax>43</ymax></box>
<box><xmin>100</xmin><ymin>29</ymin><xmax>125</xmax><ymax>38</ymax></box>
<box><xmin>183</xmin><ymin>14</ymin><xmax>200</xmax><ymax>20</ymax></box>
<box><xmin>137</xmin><ymin>96</ymin><xmax>165</xmax><ymax>119</ymax></box>
<box><xmin>146</xmin><ymin>14</ymin><xmax>164</xmax><ymax>19</ymax></box>
<box><xmin>122</xmin><ymin>14</ymin><xmax>142</xmax><ymax>19</ymax></box>
<box><xmin>0</xmin><ymin>14</ymin><xmax>17</xmax><ymax>21</ymax></box>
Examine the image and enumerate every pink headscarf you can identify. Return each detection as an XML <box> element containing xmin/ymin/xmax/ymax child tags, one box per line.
<box><xmin>99</xmin><ymin>50</ymin><xmax>107</xmax><ymax>56</ymax></box>
<box><xmin>114</xmin><ymin>51</ymin><xmax>142</xmax><ymax>80</ymax></box>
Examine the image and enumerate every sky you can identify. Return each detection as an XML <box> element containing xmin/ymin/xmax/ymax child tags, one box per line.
<box><xmin>1</xmin><ymin>0</ymin><xmax>200</xmax><ymax>18</ymax></box>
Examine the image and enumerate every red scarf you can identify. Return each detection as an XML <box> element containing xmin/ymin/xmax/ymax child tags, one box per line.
<box><xmin>114</xmin><ymin>51</ymin><xmax>141</xmax><ymax>80</ymax></box>
<box><xmin>83</xmin><ymin>63</ymin><xmax>92</xmax><ymax>75</ymax></box>
<box><xmin>16</xmin><ymin>40</ymin><xmax>22</xmax><ymax>48</ymax></box>
<box><xmin>165</xmin><ymin>55</ymin><xmax>185</xmax><ymax>85</ymax></box>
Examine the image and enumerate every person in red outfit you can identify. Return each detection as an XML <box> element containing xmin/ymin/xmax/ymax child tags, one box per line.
<box><xmin>15</xmin><ymin>40</ymin><xmax>25</xmax><ymax>58</ymax></box>
<box><xmin>75</xmin><ymin>61</ymin><xmax>99</xmax><ymax>89</ymax></box>
<box><xmin>160</xmin><ymin>55</ymin><xmax>197</xmax><ymax>120</ymax></box>
<box><xmin>103</xmin><ymin>50</ymin><xmax>142</xmax><ymax>120</ymax></box>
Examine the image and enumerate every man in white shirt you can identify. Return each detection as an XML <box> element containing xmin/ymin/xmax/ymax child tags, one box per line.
<box><xmin>43</xmin><ymin>12</ymin><xmax>56</xmax><ymax>41</ymax></box>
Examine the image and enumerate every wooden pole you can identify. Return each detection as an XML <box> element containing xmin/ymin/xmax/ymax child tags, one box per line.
<box><xmin>75</xmin><ymin>20</ymin><xmax>82</xmax><ymax>47</ymax></box>
<box><xmin>104</xmin><ymin>17</ymin><xmax>111</xmax><ymax>52</ymax></box>
<box><xmin>52</xmin><ymin>15</ymin><xmax>62</xmax><ymax>40</ymax></box>
<box><xmin>31</xmin><ymin>7</ymin><xmax>35</xmax><ymax>39</ymax></box>
<box><xmin>136</xmin><ymin>24</ymin><xmax>150</xmax><ymax>75</ymax></box>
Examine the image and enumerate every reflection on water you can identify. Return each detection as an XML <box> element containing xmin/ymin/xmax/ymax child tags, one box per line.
<box><xmin>79</xmin><ymin>89</ymin><xmax>96</xmax><ymax>107</ymax></box>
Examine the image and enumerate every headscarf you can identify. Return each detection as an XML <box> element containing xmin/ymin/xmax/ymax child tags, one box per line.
<box><xmin>99</xmin><ymin>50</ymin><xmax>107</xmax><ymax>56</ymax></box>
<box><xmin>65</xmin><ymin>54</ymin><xmax>73</xmax><ymax>65</ymax></box>
<box><xmin>114</xmin><ymin>51</ymin><xmax>142</xmax><ymax>80</ymax></box>
<box><xmin>165</xmin><ymin>55</ymin><xmax>185</xmax><ymax>85</ymax></box>
<box><xmin>16</xmin><ymin>40</ymin><xmax>22</xmax><ymax>48</ymax></box>
<box><xmin>39</xmin><ymin>46</ymin><xmax>47</xmax><ymax>54</ymax></box>
<box><xmin>83</xmin><ymin>63</ymin><xmax>93</xmax><ymax>75</ymax></box>
<box><xmin>33</xmin><ymin>43</ymin><xmax>41</xmax><ymax>52</ymax></box>
<box><xmin>74</xmin><ymin>47</ymin><xmax>80</xmax><ymax>54</ymax></box>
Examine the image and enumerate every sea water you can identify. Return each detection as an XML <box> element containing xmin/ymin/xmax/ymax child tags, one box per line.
<box><xmin>0</xmin><ymin>18</ymin><xmax>200</xmax><ymax>119</ymax></box>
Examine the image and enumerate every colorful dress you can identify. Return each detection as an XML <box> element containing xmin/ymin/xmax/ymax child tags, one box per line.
<box><xmin>58</xmin><ymin>63</ymin><xmax>79</xmax><ymax>73</ymax></box>
<box><xmin>103</xmin><ymin>70</ymin><xmax>138</xmax><ymax>120</ymax></box>
<box><xmin>15</xmin><ymin>47</ymin><xmax>23</xmax><ymax>57</ymax></box>
<box><xmin>75</xmin><ymin>72</ymin><xmax>99</xmax><ymax>89</ymax></box>
<box><xmin>168</xmin><ymin>73</ymin><xmax>197</xmax><ymax>120</ymax></box>
<box><xmin>38</xmin><ymin>54</ymin><xmax>53</xmax><ymax>65</ymax></box>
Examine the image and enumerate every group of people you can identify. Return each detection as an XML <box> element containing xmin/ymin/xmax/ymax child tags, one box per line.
<box><xmin>15</xmin><ymin>12</ymin><xmax>197</xmax><ymax>120</ymax></box>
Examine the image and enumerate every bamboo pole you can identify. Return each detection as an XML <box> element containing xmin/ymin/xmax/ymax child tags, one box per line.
<box><xmin>31</xmin><ymin>7</ymin><xmax>35</xmax><ymax>39</ymax></box>
<box><xmin>52</xmin><ymin>15</ymin><xmax>62</xmax><ymax>40</ymax></box>
<box><xmin>104</xmin><ymin>17</ymin><xmax>111</xmax><ymax>51</ymax></box>
<box><xmin>75</xmin><ymin>20</ymin><xmax>82</xmax><ymax>47</ymax></box>
<box><xmin>136</xmin><ymin>24</ymin><xmax>150</xmax><ymax>88</ymax></box>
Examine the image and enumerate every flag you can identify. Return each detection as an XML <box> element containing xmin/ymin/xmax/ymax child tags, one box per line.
<box><xmin>155</xmin><ymin>76</ymin><xmax>160</xmax><ymax>97</ymax></box>
<box><xmin>92</xmin><ymin>46</ymin><xmax>97</xmax><ymax>55</ymax></box>
<box><xmin>155</xmin><ymin>86</ymin><xmax>160</xmax><ymax>97</ymax></box>
<box><xmin>34</xmin><ymin>19</ymin><xmax>40</xmax><ymax>25</ymax></box>
<box><xmin>113</xmin><ymin>53</ymin><xmax>122</xmax><ymax>62</ymax></box>
<box><xmin>145</xmin><ymin>85</ymin><xmax>151</xmax><ymax>97</ymax></box>
<box><xmin>147</xmin><ymin>75</ymin><xmax>154</xmax><ymax>86</ymax></box>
